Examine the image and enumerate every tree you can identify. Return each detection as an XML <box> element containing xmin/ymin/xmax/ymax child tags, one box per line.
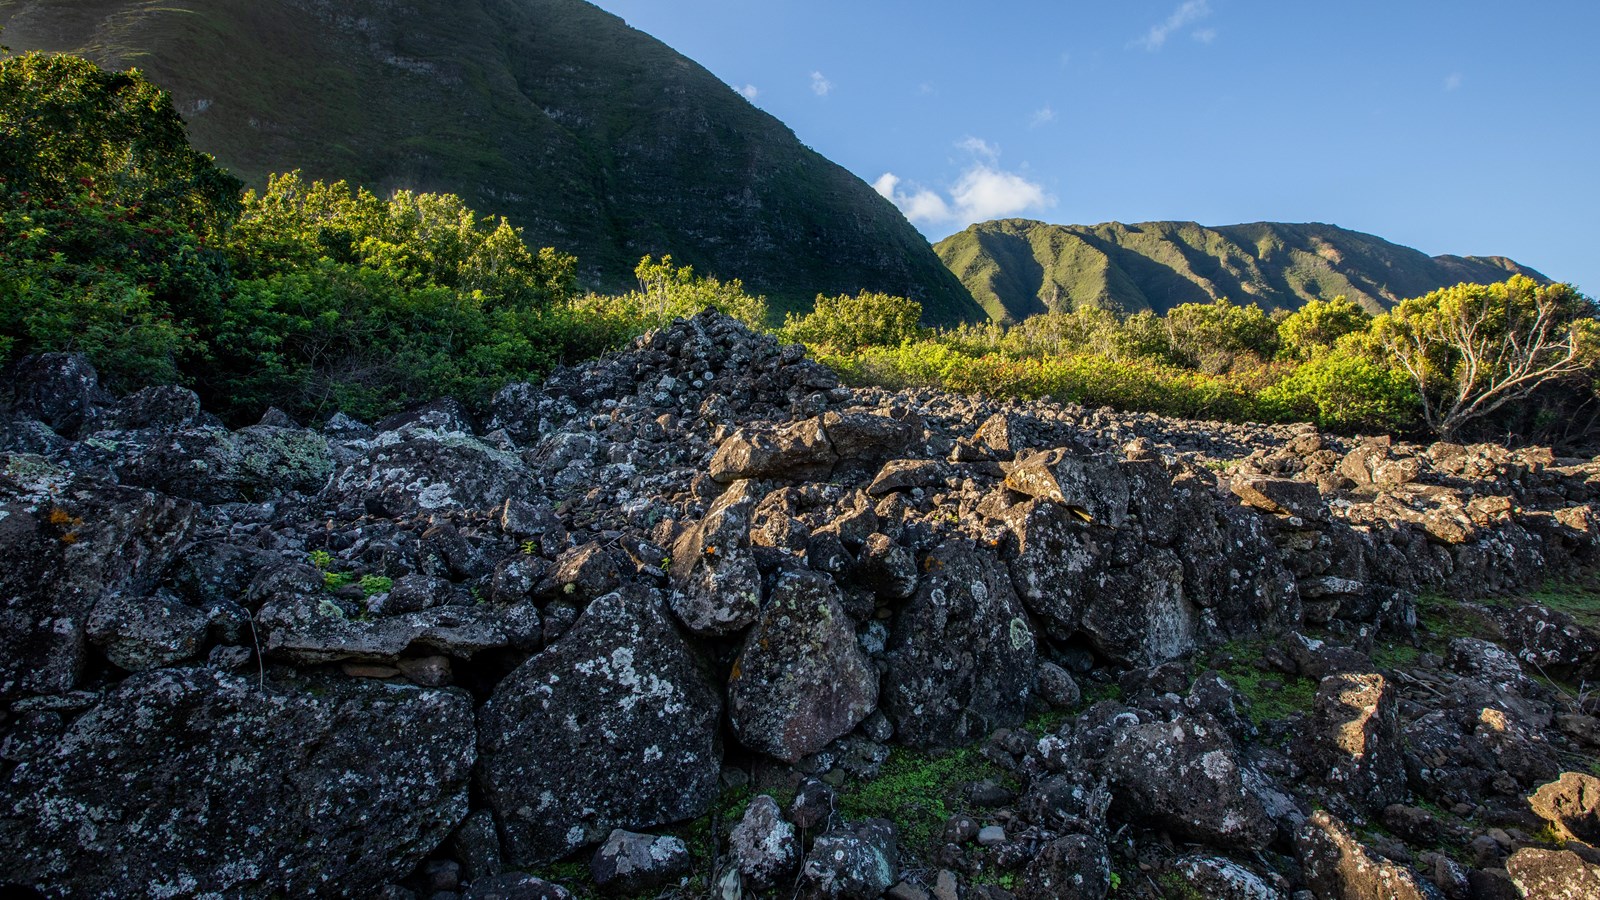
<box><xmin>630</xmin><ymin>255</ymin><xmax>768</xmax><ymax>329</ymax></box>
<box><xmin>1373</xmin><ymin>276</ymin><xmax>1599</xmax><ymax>439</ymax></box>
<box><xmin>0</xmin><ymin>52</ymin><xmax>240</xmax><ymax>231</ymax></box>
<box><xmin>781</xmin><ymin>290</ymin><xmax>922</xmax><ymax>348</ymax></box>
<box><xmin>1161</xmin><ymin>298</ymin><xmax>1279</xmax><ymax>373</ymax></box>
<box><xmin>1277</xmin><ymin>296</ymin><xmax>1372</xmax><ymax>360</ymax></box>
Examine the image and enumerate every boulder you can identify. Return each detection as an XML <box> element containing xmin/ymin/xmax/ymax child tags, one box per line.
<box><xmin>798</xmin><ymin>819</ymin><xmax>898</xmax><ymax>900</ymax></box>
<box><xmin>255</xmin><ymin>574</ymin><xmax>517</xmax><ymax>665</ymax></box>
<box><xmin>1530</xmin><ymin>772</ymin><xmax>1600</xmax><ymax>846</ymax></box>
<box><xmin>589</xmin><ymin>830</ymin><xmax>691</xmax><ymax>895</ymax></box>
<box><xmin>5</xmin><ymin>353</ymin><xmax>109</xmax><ymax>436</ymax></box>
<box><xmin>710</xmin><ymin>418</ymin><xmax>836</xmax><ymax>483</ymax></box>
<box><xmin>729</xmin><ymin>569</ymin><xmax>878</xmax><ymax>762</ymax></box>
<box><xmin>1003</xmin><ymin>448</ymin><xmax>1129</xmax><ymax>527</ymax></box>
<box><xmin>477</xmin><ymin>586</ymin><xmax>722</xmax><ymax>866</ymax></box>
<box><xmin>0</xmin><ymin>471</ymin><xmax>198</xmax><ymax>697</ymax></box>
<box><xmin>0</xmin><ymin>668</ymin><xmax>474</xmax><ymax>897</ymax></box>
<box><xmin>1003</xmin><ymin>498</ymin><xmax>1095</xmax><ymax>640</ymax></box>
<box><xmin>1016</xmin><ymin>834</ymin><xmax>1110</xmax><ymax>900</ymax></box>
<box><xmin>883</xmin><ymin>540</ymin><xmax>1037</xmax><ymax>748</ymax></box>
<box><xmin>1101</xmin><ymin>713</ymin><xmax>1274</xmax><ymax>850</ymax></box>
<box><xmin>1505</xmin><ymin>848</ymin><xmax>1600</xmax><ymax>899</ymax></box>
<box><xmin>1300</xmin><ymin>673</ymin><xmax>1408</xmax><ymax>813</ymax></box>
<box><xmin>325</xmin><ymin>431</ymin><xmax>538</xmax><ymax>516</ymax></box>
<box><xmin>106</xmin><ymin>425</ymin><xmax>334</xmax><ymax>504</ymax></box>
<box><xmin>854</xmin><ymin>533</ymin><xmax>918</xmax><ymax>601</ymax></box>
<box><xmin>85</xmin><ymin>588</ymin><xmax>209</xmax><ymax>671</ymax></box>
<box><xmin>823</xmin><ymin>409</ymin><xmax>920</xmax><ymax>461</ymax></box>
<box><xmin>1297</xmin><ymin>810</ymin><xmax>1441</xmax><ymax>900</ymax></box>
<box><xmin>1079</xmin><ymin>549</ymin><xmax>1198</xmax><ymax>666</ymax></box>
<box><xmin>729</xmin><ymin>795</ymin><xmax>800</xmax><ymax>889</ymax></box>
<box><xmin>1498</xmin><ymin>604</ymin><xmax>1600</xmax><ymax>680</ymax></box>
<box><xmin>1171</xmin><ymin>855</ymin><xmax>1286</xmax><ymax>900</ymax></box>
<box><xmin>1231</xmin><ymin>475</ymin><xmax>1324</xmax><ymax>518</ymax></box>
<box><xmin>866</xmin><ymin>459</ymin><xmax>951</xmax><ymax>496</ymax></box>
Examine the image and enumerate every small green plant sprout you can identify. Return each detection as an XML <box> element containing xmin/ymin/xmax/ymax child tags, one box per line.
<box><xmin>1109</xmin><ymin>871</ymin><xmax>1123</xmax><ymax>892</ymax></box>
<box><xmin>323</xmin><ymin>571</ymin><xmax>355</xmax><ymax>591</ymax></box>
<box><xmin>309</xmin><ymin>550</ymin><xmax>334</xmax><ymax>569</ymax></box>
<box><xmin>359</xmin><ymin>575</ymin><xmax>393</xmax><ymax>597</ymax></box>
<box><xmin>521</xmin><ymin>540</ymin><xmax>537</xmax><ymax>555</ymax></box>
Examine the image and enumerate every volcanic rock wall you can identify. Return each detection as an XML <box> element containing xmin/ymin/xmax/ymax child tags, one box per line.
<box><xmin>1</xmin><ymin>313</ymin><xmax>1598</xmax><ymax>897</ymax></box>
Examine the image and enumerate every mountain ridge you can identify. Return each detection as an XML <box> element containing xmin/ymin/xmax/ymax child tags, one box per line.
<box><xmin>0</xmin><ymin>0</ymin><xmax>985</xmax><ymax>322</ymax></box>
<box><xmin>935</xmin><ymin>218</ymin><xmax>1547</xmax><ymax>323</ymax></box>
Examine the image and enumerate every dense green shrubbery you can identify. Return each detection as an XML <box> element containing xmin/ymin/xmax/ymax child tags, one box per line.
<box><xmin>3</xmin><ymin>51</ymin><xmax>1594</xmax><ymax>441</ymax></box>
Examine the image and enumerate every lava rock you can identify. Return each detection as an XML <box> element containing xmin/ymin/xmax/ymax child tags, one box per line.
<box><xmin>1016</xmin><ymin>834</ymin><xmax>1110</xmax><ymax>900</ymax></box>
<box><xmin>1171</xmin><ymin>855</ymin><xmax>1286</xmax><ymax>900</ymax></box>
<box><xmin>1102</xmin><ymin>713</ymin><xmax>1274</xmax><ymax>850</ymax></box>
<box><xmin>1297</xmin><ymin>810</ymin><xmax>1441</xmax><ymax>900</ymax></box>
<box><xmin>325</xmin><ymin>431</ymin><xmax>538</xmax><ymax>516</ymax></box>
<box><xmin>477</xmin><ymin>585</ymin><xmax>722</xmax><ymax>866</ymax></box>
<box><xmin>1300</xmin><ymin>672</ymin><xmax>1408</xmax><ymax>813</ymax></box>
<box><xmin>729</xmin><ymin>795</ymin><xmax>800</xmax><ymax>889</ymax></box>
<box><xmin>0</xmin><ymin>668</ymin><xmax>474</xmax><ymax>897</ymax></box>
<box><xmin>883</xmin><ymin>539</ymin><xmax>1037</xmax><ymax>748</ymax></box>
<box><xmin>1505</xmin><ymin>848</ymin><xmax>1600</xmax><ymax>899</ymax></box>
<box><xmin>1530</xmin><ymin>772</ymin><xmax>1600</xmax><ymax>846</ymax></box>
<box><xmin>729</xmin><ymin>568</ymin><xmax>878</xmax><ymax>762</ymax></box>
<box><xmin>589</xmin><ymin>829</ymin><xmax>691</xmax><ymax>895</ymax></box>
<box><xmin>798</xmin><ymin>819</ymin><xmax>898</xmax><ymax>900</ymax></box>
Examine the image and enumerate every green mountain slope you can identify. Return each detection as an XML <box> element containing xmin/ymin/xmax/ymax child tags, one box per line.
<box><xmin>936</xmin><ymin>219</ymin><xmax>1546</xmax><ymax>323</ymax></box>
<box><xmin>0</xmin><ymin>0</ymin><xmax>983</xmax><ymax>322</ymax></box>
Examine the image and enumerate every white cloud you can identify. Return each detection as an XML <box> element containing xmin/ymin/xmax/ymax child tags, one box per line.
<box><xmin>956</xmin><ymin>136</ymin><xmax>1000</xmax><ymax>161</ymax></box>
<box><xmin>874</xmin><ymin>139</ymin><xmax>1053</xmax><ymax>229</ymax></box>
<box><xmin>738</xmin><ymin>84</ymin><xmax>759</xmax><ymax>100</ymax></box>
<box><xmin>1030</xmin><ymin>106</ymin><xmax>1057</xmax><ymax>128</ymax></box>
<box><xmin>1191</xmin><ymin>27</ymin><xmax>1218</xmax><ymax>44</ymax></box>
<box><xmin>810</xmin><ymin>71</ymin><xmax>833</xmax><ymax>97</ymax></box>
<box><xmin>1133</xmin><ymin>0</ymin><xmax>1212</xmax><ymax>51</ymax></box>
<box><xmin>1444</xmin><ymin>72</ymin><xmax>1463</xmax><ymax>91</ymax></box>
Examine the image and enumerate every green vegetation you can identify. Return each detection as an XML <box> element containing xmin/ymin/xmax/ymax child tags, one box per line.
<box><xmin>1522</xmin><ymin>580</ymin><xmax>1600</xmax><ymax>630</ymax></box>
<box><xmin>1207</xmin><ymin>640</ymin><xmax>1318</xmax><ymax>727</ymax></box>
<box><xmin>936</xmin><ymin>218</ymin><xmax>1548</xmax><ymax>324</ymax></box>
<box><xmin>1375</xmin><ymin>277</ymin><xmax>1599</xmax><ymax>439</ymax></box>
<box><xmin>5</xmin><ymin>51</ymin><xmax>1593</xmax><ymax>445</ymax></box>
<box><xmin>836</xmin><ymin>746</ymin><xmax>1014</xmax><ymax>858</ymax></box>
<box><xmin>0</xmin><ymin>0</ymin><xmax>982</xmax><ymax>321</ymax></box>
<box><xmin>810</xmin><ymin>280</ymin><xmax>1595</xmax><ymax>439</ymax></box>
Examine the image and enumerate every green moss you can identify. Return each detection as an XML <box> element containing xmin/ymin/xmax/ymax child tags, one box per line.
<box><xmin>836</xmin><ymin>746</ymin><xmax>1014</xmax><ymax>859</ymax></box>
<box><xmin>1157</xmin><ymin>871</ymin><xmax>1206</xmax><ymax>900</ymax></box>
<box><xmin>1207</xmin><ymin>640</ymin><xmax>1317</xmax><ymax>727</ymax></box>
<box><xmin>1521</xmin><ymin>580</ymin><xmax>1600</xmax><ymax>630</ymax></box>
<box><xmin>1372</xmin><ymin>642</ymin><xmax>1421</xmax><ymax>672</ymax></box>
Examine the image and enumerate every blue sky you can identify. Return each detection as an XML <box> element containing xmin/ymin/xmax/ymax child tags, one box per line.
<box><xmin>589</xmin><ymin>0</ymin><xmax>1599</xmax><ymax>295</ymax></box>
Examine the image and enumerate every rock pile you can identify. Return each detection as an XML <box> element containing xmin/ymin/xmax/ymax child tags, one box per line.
<box><xmin>2</xmin><ymin>312</ymin><xmax>1598</xmax><ymax>898</ymax></box>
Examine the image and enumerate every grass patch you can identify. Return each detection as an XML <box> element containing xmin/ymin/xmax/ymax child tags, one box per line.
<box><xmin>836</xmin><ymin>746</ymin><xmax>1014</xmax><ymax>859</ymax></box>
<box><xmin>1415</xmin><ymin>594</ymin><xmax>1498</xmax><ymax>642</ymax></box>
<box><xmin>1207</xmin><ymin>639</ymin><xmax>1317</xmax><ymax>727</ymax></box>
<box><xmin>1372</xmin><ymin>641</ymin><xmax>1421</xmax><ymax>672</ymax></box>
<box><xmin>1521</xmin><ymin>579</ymin><xmax>1600</xmax><ymax>630</ymax></box>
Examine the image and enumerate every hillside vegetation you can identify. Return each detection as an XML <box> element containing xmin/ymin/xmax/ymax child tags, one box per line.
<box><xmin>937</xmin><ymin>218</ymin><xmax>1546</xmax><ymax>323</ymax></box>
<box><xmin>0</xmin><ymin>0</ymin><xmax>982</xmax><ymax>322</ymax></box>
<box><xmin>5</xmin><ymin>52</ymin><xmax>1595</xmax><ymax>448</ymax></box>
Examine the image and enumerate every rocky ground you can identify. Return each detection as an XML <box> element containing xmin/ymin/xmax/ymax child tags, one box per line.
<box><xmin>1</xmin><ymin>311</ymin><xmax>1599</xmax><ymax>899</ymax></box>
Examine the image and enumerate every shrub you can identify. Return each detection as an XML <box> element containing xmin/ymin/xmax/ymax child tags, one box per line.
<box><xmin>779</xmin><ymin>290</ymin><xmax>922</xmax><ymax>348</ymax></box>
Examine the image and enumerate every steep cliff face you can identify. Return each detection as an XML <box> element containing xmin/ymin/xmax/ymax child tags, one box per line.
<box><xmin>0</xmin><ymin>0</ymin><xmax>983</xmax><ymax>321</ymax></box>
<box><xmin>937</xmin><ymin>218</ymin><xmax>1547</xmax><ymax>323</ymax></box>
